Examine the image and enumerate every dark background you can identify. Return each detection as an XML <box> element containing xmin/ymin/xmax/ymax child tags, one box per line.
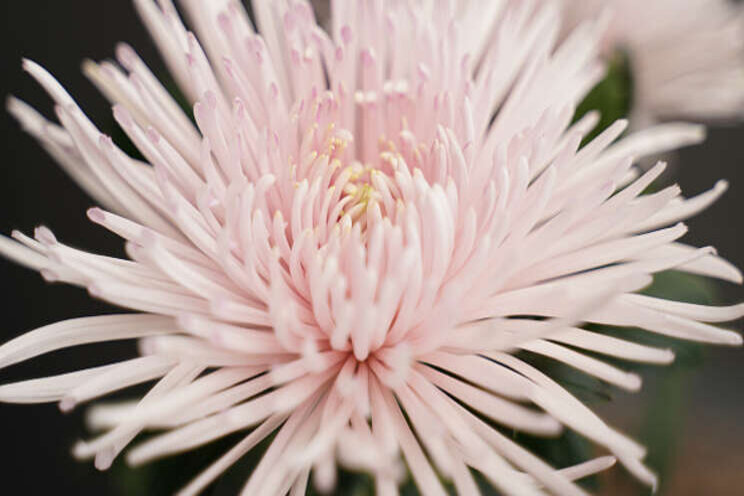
<box><xmin>0</xmin><ymin>1</ymin><xmax>742</xmax><ymax>495</ymax></box>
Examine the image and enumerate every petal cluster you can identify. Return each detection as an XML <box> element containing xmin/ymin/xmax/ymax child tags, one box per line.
<box><xmin>560</xmin><ymin>0</ymin><xmax>744</xmax><ymax>124</ymax></box>
<box><xmin>0</xmin><ymin>1</ymin><xmax>741</xmax><ymax>495</ymax></box>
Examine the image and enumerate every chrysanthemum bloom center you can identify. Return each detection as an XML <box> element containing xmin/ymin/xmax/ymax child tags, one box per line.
<box><xmin>271</xmin><ymin>87</ymin><xmax>461</xmax><ymax>367</ymax></box>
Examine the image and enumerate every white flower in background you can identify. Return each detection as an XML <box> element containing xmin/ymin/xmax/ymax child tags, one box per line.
<box><xmin>561</xmin><ymin>0</ymin><xmax>744</xmax><ymax>126</ymax></box>
<box><xmin>0</xmin><ymin>1</ymin><xmax>741</xmax><ymax>495</ymax></box>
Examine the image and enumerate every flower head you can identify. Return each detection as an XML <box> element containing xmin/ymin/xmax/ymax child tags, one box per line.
<box><xmin>1</xmin><ymin>1</ymin><xmax>742</xmax><ymax>495</ymax></box>
<box><xmin>560</xmin><ymin>0</ymin><xmax>744</xmax><ymax>125</ymax></box>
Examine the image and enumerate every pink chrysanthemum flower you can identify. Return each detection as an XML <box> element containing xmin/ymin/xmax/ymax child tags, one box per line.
<box><xmin>560</xmin><ymin>0</ymin><xmax>744</xmax><ymax>126</ymax></box>
<box><xmin>1</xmin><ymin>1</ymin><xmax>742</xmax><ymax>494</ymax></box>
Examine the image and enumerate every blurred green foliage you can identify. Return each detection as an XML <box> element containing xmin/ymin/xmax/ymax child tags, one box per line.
<box><xmin>574</xmin><ymin>51</ymin><xmax>634</xmax><ymax>145</ymax></box>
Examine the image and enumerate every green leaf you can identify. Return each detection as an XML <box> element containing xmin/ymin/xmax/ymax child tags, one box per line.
<box><xmin>574</xmin><ymin>51</ymin><xmax>634</xmax><ymax>145</ymax></box>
